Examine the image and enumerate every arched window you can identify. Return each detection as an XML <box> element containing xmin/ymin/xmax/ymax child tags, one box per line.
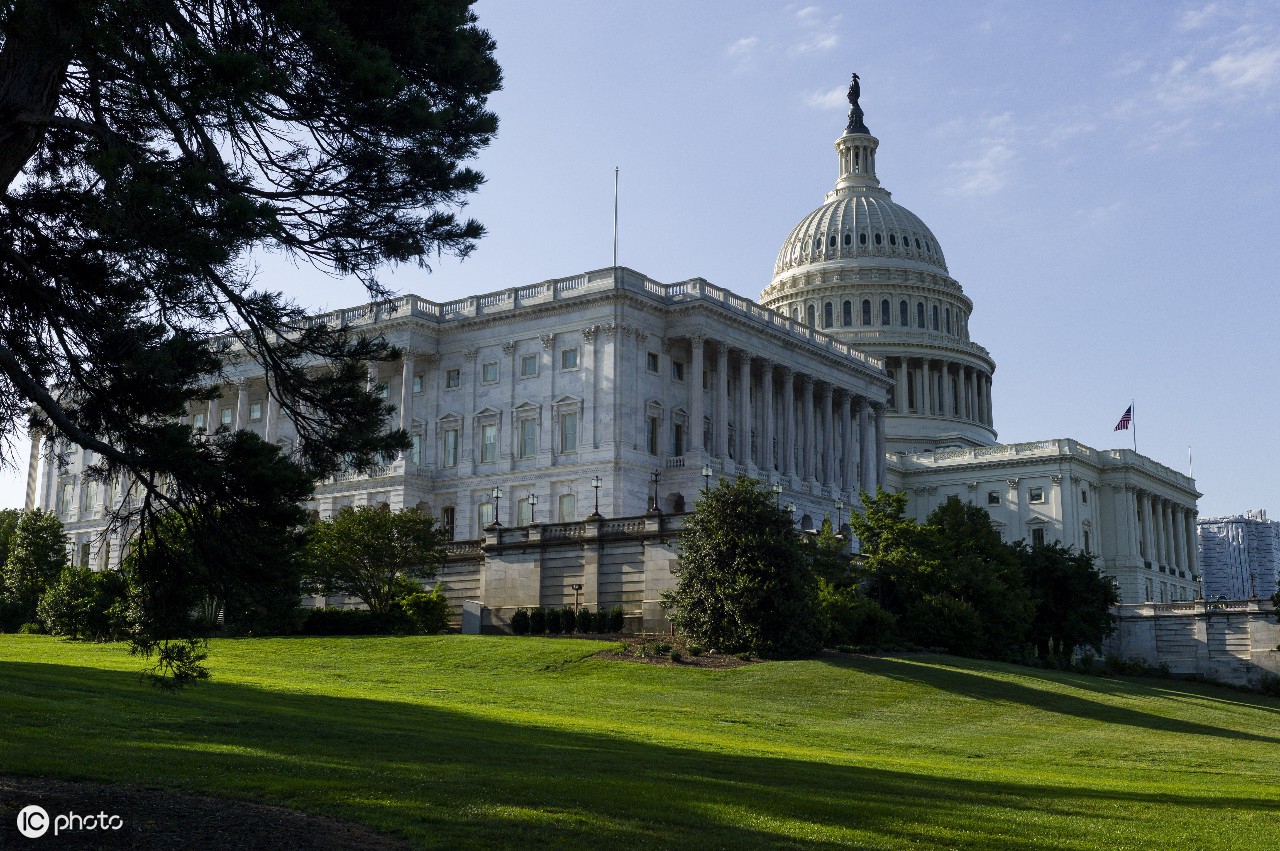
<box><xmin>828</xmin><ymin>234</ymin><xmax>836</xmax><ymax>248</ymax></box>
<box><xmin>861</xmin><ymin>299</ymin><xmax>872</xmax><ymax>325</ymax></box>
<box><xmin>823</xmin><ymin>302</ymin><xmax>833</xmax><ymax>328</ymax></box>
<box><xmin>791</xmin><ymin>306</ymin><xmax>800</xmax><ymax>321</ymax></box>
<box><xmin>899</xmin><ymin>300</ymin><xmax>908</xmax><ymax>326</ymax></box>
<box><xmin>842</xmin><ymin>300</ymin><xmax>852</xmax><ymax>326</ymax></box>
<box><xmin>932</xmin><ymin>304</ymin><xmax>940</xmax><ymax>330</ymax></box>
<box><xmin>889</xmin><ymin>234</ymin><xmax>897</xmax><ymax>247</ymax></box>
<box><xmin>859</xmin><ymin>232</ymin><xmax>867</xmax><ymax>245</ymax></box>
<box><xmin>880</xmin><ymin>299</ymin><xmax>890</xmax><ymax>325</ymax></box>
<box><xmin>842</xmin><ymin>232</ymin><xmax>851</xmax><ymax>246</ymax></box>
<box><xmin>874</xmin><ymin>232</ymin><xmax>883</xmax><ymax>245</ymax></box>
<box><xmin>916</xmin><ymin>302</ymin><xmax>925</xmax><ymax>328</ymax></box>
<box><xmin>945</xmin><ymin>308</ymin><xmax>952</xmax><ymax>334</ymax></box>
<box><xmin>806</xmin><ymin>304</ymin><xmax>816</xmax><ymax>327</ymax></box>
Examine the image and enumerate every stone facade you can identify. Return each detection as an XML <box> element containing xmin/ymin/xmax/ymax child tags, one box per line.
<box><xmin>1198</xmin><ymin>510</ymin><xmax>1280</xmax><ymax>600</ymax></box>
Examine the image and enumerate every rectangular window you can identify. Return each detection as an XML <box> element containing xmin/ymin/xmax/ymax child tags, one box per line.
<box><xmin>193</xmin><ymin>413</ymin><xmax>206</xmax><ymax>430</ymax></box>
<box><xmin>1083</xmin><ymin>530</ymin><xmax>1091</xmax><ymax>553</ymax></box>
<box><xmin>520</xmin><ymin>419</ymin><xmax>537</xmax><ymax>458</ymax></box>
<box><xmin>410</xmin><ymin>434</ymin><xmax>422</xmax><ymax>465</ymax></box>
<box><xmin>481</xmin><ymin>424</ymin><xmax>497</xmax><ymax>463</ymax></box>
<box><xmin>58</xmin><ymin>482</ymin><xmax>73</xmax><ymax>516</ymax></box>
<box><xmin>478</xmin><ymin>501</ymin><xmax>494</xmax><ymax>534</ymax></box>
<box><xmin>561</xmin><ymin>348</ymin><xmax>579</xmax><ymax>370</ymax></box>
<box><xmin>250</xmin><ymin>402</ymin><xmax>263</xmax><ymax>421</ymax></box>
<box><xmin>1029</xmin><ymin>487</ymin><xmax>1045</xmax><ymax>504</ymax></box>
<box><xmin>440</xmin><ymin>505</ymin><xmax>456</xmax><ymax>539</ymax></box>
<box><xmin>79</xmin><ymin>480</ymin><xmax>96</xmax><ymax>513</ymax></box>
<box><xmin>221</xmin><ymin>408</ymin><xmax>233</xmax><ymax>425</ymax></box>
<box><xmin>79</xmin><ymin>542</ymin><xmax>91</xmax><ymax>569</ymax></box>
<box><xmin>445</xmin><ymin>368</ymin><xmax>461</xmax><ymax>389</ymax></box>
<box><xmin>1081</xmin><ymin>488</ymin><xmax>1088</xmax><ymax>504</ymax></box>
<box><xmin>558</xmin><ymin>493</ymin><xmax>576</xmax><ymax>522</ymax></box>
<box><xmin>520</xmin><ymin>354</ymin><xmax>538</xmax><ymax>377</ymax></box>
<box><xmin>646</xmin><ymin>351</ymin><xmax>659</xmax><ymax>373</ymax></box>
<box><xmin>413</xmin><ymin>375</ymin><xmax>423</xmax><ymax>393</ymax></box>
<box><xmin>517</xmin><ymin>497</ymin><xmax>532</xmax><ymax>526</ymax></box>
<box><xmin>671</xmin><ymin>361</ymin><xmax>685</xmax><ymax>382</ymax></box>
<box><xmin>376</xmin><ymin>383</ymin><xmax>389</xmax><ymax>399</ymax></box>
<box><xmin>443</xmin><ymin>429</ymin><xmax>458</xmax><ymax>468</ymax></box>
<box><xmin>481</xmin><ymin>361</ymin><xmax>498</xmax><ymax>383</ymax></box>
<box><xmin>672</xmin><ymin>423</ymin><xmax>685</xmax><ymax>456</ymax></box>
<box><xmin>1031</xmin><ymin>528</ymin><xmax>1045</xmax><ymax>547</ymax></box>
<box><xmin>647</xmin><ymin>416</ymin><xmax>659</xmax><ymax>455</ymax></box>
<box><xmin>987</xmin><ymin>491</ymin><xmax>1000</xmax><ymax>506</ymax></box>
<box><xmin>702</xmin><ymin>370</ymin><xmax>709</xmax><ymax>390</ymax></box>
<box><xmin>560</xmin><ymin>412</ymin><xmax>578</xmax><ymax>453</ymax></box>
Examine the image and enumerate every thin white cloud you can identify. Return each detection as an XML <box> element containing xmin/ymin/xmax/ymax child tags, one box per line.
<box><xmin>791</xmin><ymin>32</ymin><xmax>839</xmax><ymax>54</ymax></box>
<box><xmin>948</xmin><ymin>144</ymin><xmax>1016</xmax><ymax>197</ymax></box>
<box><xmin>787</xmin><ymin>4</ymin><xmax>841</xmax><ymax>55</ymax></box>
<box><xmin>803</xmin><ymin>86</ymin><xmax>847</xmax><ymax>110</ymax></box>
<box><xmin>726</xmin><ymin>36</ymin><xmax>759</xmax><ymax>58</ymax></box>
<box><xmin>1178</xmin><ymin>3</ymin><xmax>1221</xmax><ymax>31</ymax></box>
<box><xmin>1208</xmin><ymin>43</ymin><xmax>1280</xmax><ymax>91</ymax></box>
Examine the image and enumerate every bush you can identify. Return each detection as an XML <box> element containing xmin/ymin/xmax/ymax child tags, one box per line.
<box><xmin>17</xmin><ymin>622</ymin><xmax>43</xmax><ymax>634</ymax></box>
<box><xmin>686</xmin><ymin>643</ymin><xmax>703</xmax><ymax>657</ymax></box>
<box><xmin>820</xmin><ymin>581</ymin><xmax>897</xmax><ymax>648</ymax></box>
<box><xmin>400</xmin><ymin>583</ymin><xmax>452</xmax><ymax>634</ymax></box>
<box><xmin>560</xmin><ymin>606</ymin><xmax>577</xmax><ymax>634</ymax></box>
<box><xmin>901</xmin><ymin>593</ymin><xmax>985</xmax><ymax>656</ymax></box>
<box><xmin>529</xmin><ymin>607</ymin><xmax>546</xmax><ymax>634</ymax></box>
<box><xmin>301</xmin><ymin>607</ymin><xmax>407</xmax><ymax>635</ymax></box>
<box><xmin>37</xmin><ymin>565</ymin><xmax>132</xmax><ymax>641</ymax></box>
<box><xmin>607</xmin><ymin>606</ymin><xmax>625</xmax><ymax>633</ymax></box>
<box><xmin>670</xmin><ymin>650</ymin><xmax>682</xmax><ymax>662</ymax></box>
<box><xmin>576</xmin><ymin>608</ymin><xmax>593</xmax><ymax>634</ymax></box>
<box><xmin>510</xmin><ymin>608</ymin><xmax>531</xmax><ymax>635</ymax></box>
<box><xmin>592</xmin><ymin>609</ymin><xmax>609</xmax><ymax>634</ymax></box>
<box><xmin>545</xmin><ymin>606</ymin><xmax>563</xmax><ymax>635</ymax></box>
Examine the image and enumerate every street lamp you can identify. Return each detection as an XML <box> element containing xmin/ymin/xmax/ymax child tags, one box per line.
<box><xmin>772</xmin><ymin>482</ymin><xmax>783</xmax><ymax>508</ymax></box>
<box><xmin>589</xmin><ymin>475</ymin><xmax>603</xmax><ymax>519</ymax></box>
<box><xmin>490</xmin><ymin>485</ymin><xmax>503</xmax><ymax>527</ymax></box>
<box><xmin>650</xmin><ymin>469</ymin><xmax>661</xmax><ymax>512</ymax></box>
<box><xmin>571</xmin><ymin>583</ymin><xmax>583</xmax><ymax>610</ymax></box>
<box><xmin>528</xmin><ymin>492</ymin><xmax>539</xmax><ymax>525</ymax></box>
<box><xmin>701</xmin><ymin>463</ymin><xmax>713</xmax><ymax>492</ymax></box>
<box><xmin>835</xmin><ymin>498</ymin><xmax>845</xmax><ymax>529</ymax></box>
<box><xmin>785</xmin><ymin>501</ymin><xmax>796</xmax><ymax>517</ymax></box>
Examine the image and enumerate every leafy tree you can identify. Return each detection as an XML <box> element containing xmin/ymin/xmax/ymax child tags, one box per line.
<box><xmin>0</xmin><ymin>508</ymin><xmax>21</xmax><ymax>567</ymax></box>
<box><xmin>1017</xmin><ymin>542</ymin><xmax>1119</xmax><ymax>659</ymax></box>
<box><xmin>807</xmin><ymin>516</ymin><xmax>853</xmax><ymax>586</ymax></box>
<box><xmin>663</xmin><ymin>476</ymin><xmax>823</xmax><ymax>659</ymax></box>
<box><xmin>848</xmin><ymin>488</ymin><xmax>932</xmax><ymax>614</ymax></box>
<box><xmin>0</xmin><ymin>1</ymin><xmax>499</xmax><ymax>673</ymax></box>
<box><xmin>1</xmin><ymin>508</ymin><xmax>68</xmax><ymax>627</ymax></box>
<box><xmin>401</xmin><ymin>582</ymin><xmax>452</xmax><ymax>634</ymax></box>
<box><xmin>37</xmin><ymin>563</ymin><xmax>131</xmax><ymax>641</ymax></box>
<box><xmin>303</xmin><ymin>506</ymin><xmax>446</xmax><ymax>615</ymax></box>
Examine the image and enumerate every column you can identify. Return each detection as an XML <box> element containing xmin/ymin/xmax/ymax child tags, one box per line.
<box><xmin>1124</xmin><ymin>486</ymin><xmax>1141</xmax><ymax>561</ymax></box>
<box><xmin>924</xmin><ymin>360</ymin><xmax>934</xmax><ymax>415</ymax></box>
<box><xmin>207</xmin><ymin>392</ymin><xmax>220</xmax><ymax>433</ymax></box>
<box><xmin>760</xmin><ymin>361</ymin><xmax>774</xmax><ymax>472</ymax></box>
<box><xmin>914</xmin><ymin>361</ymin><xmax>925</xmax><ymax>415</ymax></box>
<box><xmin>984</xmin><ymin>374</ymin><xmax>994</xmax><ymax>425</ymax></box>
<box><xmin>821</xmin><ymin>384</ymin><xmax>834</xmax><ymax>487</ymax></box>
<box><xmin>801</xmin><ymin>376</ymin><xmax>815</xmax><ymax>481</ymax></box>
<box><xmin>841</xmin><ymin>393</ymin><xmax>854</xmax><ymax>491</ymax></box>
<box><xmin>944</xmin><ymin>363</ymin><xmax>955</xmax><ymax>416</ymax></box>
<box><xmin>738</xmin><ymin>352</ymin><xmax>752</xmax><ymax>464</ymax></box>
<box><xmin>858</xmin><ymin>398</ymin><xmax>874</xmax><ymax>495</ymax></box>
<box><xmin>781</xmin><ymin>368</ymin><xmax>795</xmax><ymax>477</ymax></box>
<box><xmin>1139</xmin><ymin>490</ymin><xmax>1153</xmax><ymax>563</ymax></box>
<box><xmin>716</xmin><ymin>343</ymin><xmax>730</xmax><ymax>461</ymax></box>
<box><xmin>582</xmin><ymin>328</ymin><xmax>597</xmax><ymax>449</ymax></box>
<box><xmin>264</xmin><ymin>392</ymin><xmax>280</xmax><ymax>444</ymax></box>
<box><xmin>1163</xmin><ymin>501</ymin><xmax>1175</xmax><ymax>569</ymax></box>
<box><xmin>901</xmin><ymin>355</ymin><xmax>911</xmax><ymax>412</ymax></box>
<box><xmin>1152</xmin><ymin>498</ymin><xmax>1165</xmax><ymax>566</ymax></box>
<box><xmin>1173</xmin><ymin>506</ymin><xmax>1187</xmax><ymax>572</ymax></box>
<box><xmin>874</xmin><ymin>403</ymin><xmax>887</xmax><ymax>490</ymax></box>
<box><xmin>24</xmin><ymin>429</ymin><xmax>42</xmax><ymax>511</ymax></box>
<box><xmin>399</xmin><ymin>351</ymin><xmax>415</xmax><ymax>431</ymax></box>
<box><xmin>975</xmin><ymin>373</ymin><xmax>986</xmax><ymax>426</ymax></box>
<box><xmin>689</xmin><ymin>335</ymin><xmax>705</xmax><ymax>453</ymax></box>
<box><xmin>965</xmin><ymin>368</ymin><xmax>975</xmax><ymax>421</ymax></box>
<box><xmin>233</xmin><ymin>381</ymin><xmax>249</xmax><ymax>430</ymax></box>
<box><xmin>1187</xmin><ymin>511</ymin><xmax>1200</xmax><ymax>580</ymax></box>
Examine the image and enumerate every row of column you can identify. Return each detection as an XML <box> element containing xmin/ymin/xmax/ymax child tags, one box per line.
<box><xmin>888</xmin><ymin>356</ymin><xmax>992</xmax><ymax>427</ymax></box>
<box><xmin>688</xmin><ymin>336</ymin><xmax>886</xmax><ymax>496</ymax></box>
<box><xmin>203</xmin><ymin>379</ymin><xmax>282</xmax><ymax>442</ymax></box>
<box><xmin>1134</xmin><ymin>487</ymin><xmax>1199</xmax><ymax>576</ymax></box>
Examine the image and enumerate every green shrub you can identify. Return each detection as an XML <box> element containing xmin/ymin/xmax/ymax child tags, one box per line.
<box><xmin>819</xmin><ymin>581</ymin><xmax>896</xmax><ymax>648</ymax></box>
<box><xmin>560</xmin><ymin>606</ymin><xmax>577</xmax><ymax>634</ymax></box>
<box><xmin>510</xmin><ymin>608</ymin><xmax>531</xmax><ymax>635</ymax></box>
<box><xmin>576</xmin><ymin>608</ymin><xmax>593</xmax><ymax>634</ymax></box>
<box><xmin>37</xmin><ymin>565</ymin><xmax>132</xmax><ymax>641</ymax></box>
<box><xmin>901</xmin><ymin>593</ymin><xmax>984</xmax><ymax>656</ymax></box>
<box><xmin>17</xmin><ymin>622</ymin><xmax>43</xmax><ymax>634</ymax></box>
<box><xmin>655</xmin><ymin>641</ymin><xmax>672</xmax><ymax>654</ymax></box>
<box><xmin>686</xmin><ymin>643</ymin><xmax>702</xmax><ymax>657</ymax></box>
<box><xmin>607</xmin><ymin>606</ymin><xmax>625</xmax><ymax>633</ymax></box>
<box><xmin>301</xmin><ymin>607</ymin><xmax>405</xmax><ymax>635</ymax></box>
<box><xmin>529</xmin><ymin>607</ymin><xmax>546</xmax><ymax>634</ymax></box>
<box><xmin>400</xmin><ymin>583</ymin><xmax>452</xmax><ymax>634</ymax></box>
<box><xmin>592</xmin><ymin>609</ymin><xmax>610</xmax><ymax>633</ymax></box>
<box><xmin>670</xmin><ymin>650</ymin><xmax>682</xmax><ymax>662</ymax></box>
<box><xmin>545</xmin><ymin>607</ymin><xmax>562</xmax><ymax>635</ymax></box>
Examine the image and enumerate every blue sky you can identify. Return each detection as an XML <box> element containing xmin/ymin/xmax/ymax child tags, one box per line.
<box><xmin>4</xmin><ymin>0</ymin><xmax>1278</xmax><ymax>517</ymax></box>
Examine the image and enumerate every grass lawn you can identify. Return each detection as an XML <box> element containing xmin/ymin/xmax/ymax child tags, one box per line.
<box><xmin>1</xmin><ymin>635</ymin><xmax>1278</xmax><ymax>849</ymax></box>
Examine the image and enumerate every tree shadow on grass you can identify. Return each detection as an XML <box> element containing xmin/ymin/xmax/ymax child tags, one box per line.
<box><xmin>823</xmin><ymin>655</ymin><xmax>1280</xmax><ymax>745</ymax></box>
<box><xmin>0</xmin><ymin>660</ymin><xmax>1277</xmax><ymax>850</ymax></box>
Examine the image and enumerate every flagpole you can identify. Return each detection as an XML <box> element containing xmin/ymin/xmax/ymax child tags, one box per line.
<box><xmin>612</xmin><ymin>166</ymin><xmax>619</xmax><ymax>269</ymax></box>
<box><xmin>1131</xmin><ymin>399</ymin><xmax>1137</xmax><ymax>453</ymax></box>
<box><xmin>1188</xmin><ymin>445</ymin><xmax>1193</xmax><ymax>479</ymax></box>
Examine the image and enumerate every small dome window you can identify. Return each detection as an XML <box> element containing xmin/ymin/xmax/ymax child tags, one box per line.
<box><xmin>859</xmin><ymin>232</ymin><xmax>868</xmax><ymax>246</ymax></box>
<box><xmin>843</xmin><ymin>233</ymin><xmax>851</xmax><ymax>246</ymax></box>
<box><xmin>842</xmin><ymin>300</ymin><xmax>852</xmax><ymax>326</ymax></box>
<box><xmin>889</xmin><ymin>234</ymin><xmax>897</xmax><ymax>246</ymax></box>
<box><xmin>828</xmin><ymin>234</ymin><xmax>837</xmax><ymax>248</ymax></box>
<box><xmin>914</xmin><ymin>237</ymin><xmax>922</xmax><ymax>249</ymax></box>
<box><xmin>874</xmin><ymin>233</ymin><xmax>882</xmax><ymax>245</ymax></box>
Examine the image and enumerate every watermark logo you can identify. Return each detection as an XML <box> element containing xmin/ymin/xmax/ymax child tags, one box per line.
<box><xmin>16</xmin><ymin>806</ymin><xmax>48</xmax><ymax>839</ymax></box>
<box><xmin>15</xmin><ymin>805</ymin><xmax>123</xmax><ymax>839</ymax></box>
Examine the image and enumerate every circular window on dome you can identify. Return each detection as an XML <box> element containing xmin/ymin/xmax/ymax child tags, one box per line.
<box><xmin>874</xmin><ymin>233</ymin><xmax>882</xmax><ymax>245</ymax></box>
<box><xmin>828</xmin><ymin>234</ymin><xmax>836</xmax><ymax>248</ymax></box>
<box><xmin>859</xmin><ymin>233</ymin><xmax>867</xmax><ymax>245</ymax></box>
<box><xmin>843</xmin><ymin>233</ymin><xmax>851</xmax><ymax>246</ymax></box>
<box><xmin>889</xmin><ymin>234</ymin><xmax>897</xmax><ymax>246</ymax></box>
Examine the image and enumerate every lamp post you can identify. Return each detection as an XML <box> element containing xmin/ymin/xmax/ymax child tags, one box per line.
<box><xmin>490</xmin><ymin>486</ymin><xmax>503</xmax><ymax>527</ymax></box>
<box><xmin>785</xmin><ymin>502</ymin><xmax>796</xmax><ymax>522</ymax></box>
<box><xmin>650</xmin><ymin>469</ymin><xmax>661</xmax><ymax>512</ymax></box>
<box><xmin>701</xmin><ymin>463</ymin><xmax>713</xmax><ymax>492</ymax></box>
<box><xmin>528</xmin><ymin>492</ymin><xmax>539</xmax><ymax>525</ymax></box>
<box><xmin>835</xmin><ymin>498</ymin><xmax>845</xmax><ymax>529</ymax></box>
<box><xmin>589</xmin><ymin>475</ymin><xmax>602</xmax><ymax>519</ymax></box>
<box><xmin>571</xmin><ymin>583</ymin><xmax>583</xmax><ymax>611</ymax></box>
<box><xmin>772</xmin><ymin>483</ymin><xmax>783</xmax><ymax>508</ymax></box>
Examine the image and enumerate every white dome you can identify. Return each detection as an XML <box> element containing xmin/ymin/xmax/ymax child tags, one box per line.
<box><xmin>773</xmin><ymin>190</ymin><xmax>948</xmax><ymax>280</ymax></box>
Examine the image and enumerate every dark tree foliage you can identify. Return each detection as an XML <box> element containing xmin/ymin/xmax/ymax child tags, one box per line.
<box><xmin>0</xmin><ymin>507</ymin><xmax>67</xmax><ymax>627</ymax></box>
<box><xmin>847</xmin><ymin>488</ymin><xmax>931</xmax><ymax>614</ymax></box>
<box><xmin>663</xmin><ymin>476</ymin><xmax>823</xmax><ymax>659</ymax></box>
<box><xmin>0</xmin><ymin>0</ymin><xmax>498</xmax><ymax>676</ymax></box>
<box><xmin>1017</xmin><ymin>541</ymin><xmax>1119</xmax><ymax>659</ymax></box>
<box><xmin>36</xmin><ymin>562</ymin><xmax>131</xmax><ymax>640</ymax></box>
<box><xmin>0</xmin><ymin>507</ymin><xmax>20</xmax><ymax>567</ymax></box>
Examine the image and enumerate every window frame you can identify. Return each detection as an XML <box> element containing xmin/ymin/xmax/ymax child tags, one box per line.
<box><xmin>560</xmin><ymin>348</ymin><xmax>580</xmax><ymax>371</ymax></box>
<box><xmin>481</xmin><ymin>361</ymin><xmax>499</xmax><ymax>384</ymax></box>
<box><xmin>520</xmin><ymin>354</ymin><xmax>538</xmax><ymax>378</ymax></box>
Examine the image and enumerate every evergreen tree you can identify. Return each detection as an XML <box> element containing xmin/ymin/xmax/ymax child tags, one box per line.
<box><xmin>1017</xmin><ymin>541</ymin><xmax>1119</xmax><ymax>659</ymax></box>
<box><xmin>1</xmin><ymin>508</ymin><xmax>68</xmax><ymax>627</ymax></box>
<box><xmin>662</xmin><ymin>476</ymin><xmax>822</xmax><ymax>659</ymax></box>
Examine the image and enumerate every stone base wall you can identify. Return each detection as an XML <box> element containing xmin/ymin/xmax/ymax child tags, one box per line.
<box><xmin>1105</xmin><ymin>600</ymin><xmax>1280</xmax><ymax>688</ymax></box>
<box><xmin>435</xmin><ymin>512</ymin><xmax>686</xmax><ymax>633</ymax></box>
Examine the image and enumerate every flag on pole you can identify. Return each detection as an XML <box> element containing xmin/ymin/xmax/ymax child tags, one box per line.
<box><xmin>1114</xmin><ymin>405</ymin><xmax>1133</xmax><ymax>431</ymax></box>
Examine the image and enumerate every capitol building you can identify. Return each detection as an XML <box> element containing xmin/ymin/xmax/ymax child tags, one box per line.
<box><xmin>30</xmin><ymin>77</ymin><xmax>1202</xmax><ymax>624</ymax></box>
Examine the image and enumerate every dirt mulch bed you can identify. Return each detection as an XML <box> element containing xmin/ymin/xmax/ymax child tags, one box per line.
<box><xmin>592</xmin><ymin>637</ymin><xmax>757</xmax><ymax>669</ymax></box>
<box><xmin>0</xmin><ymin>775</ymin><xmax>411</xmax><ymax>850</ymax></box>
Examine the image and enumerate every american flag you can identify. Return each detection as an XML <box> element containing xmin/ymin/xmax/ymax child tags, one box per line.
<box><xmin>1114</xmin><ymin>405</ymin><xmax>1133</xmax><ymax>431</ymax></box>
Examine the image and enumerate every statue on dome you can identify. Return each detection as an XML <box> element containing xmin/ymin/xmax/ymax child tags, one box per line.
<box><xmin>846</xmin><ymin>71</ymin><xmax>870</xmax><ymax>135</ymax></box>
